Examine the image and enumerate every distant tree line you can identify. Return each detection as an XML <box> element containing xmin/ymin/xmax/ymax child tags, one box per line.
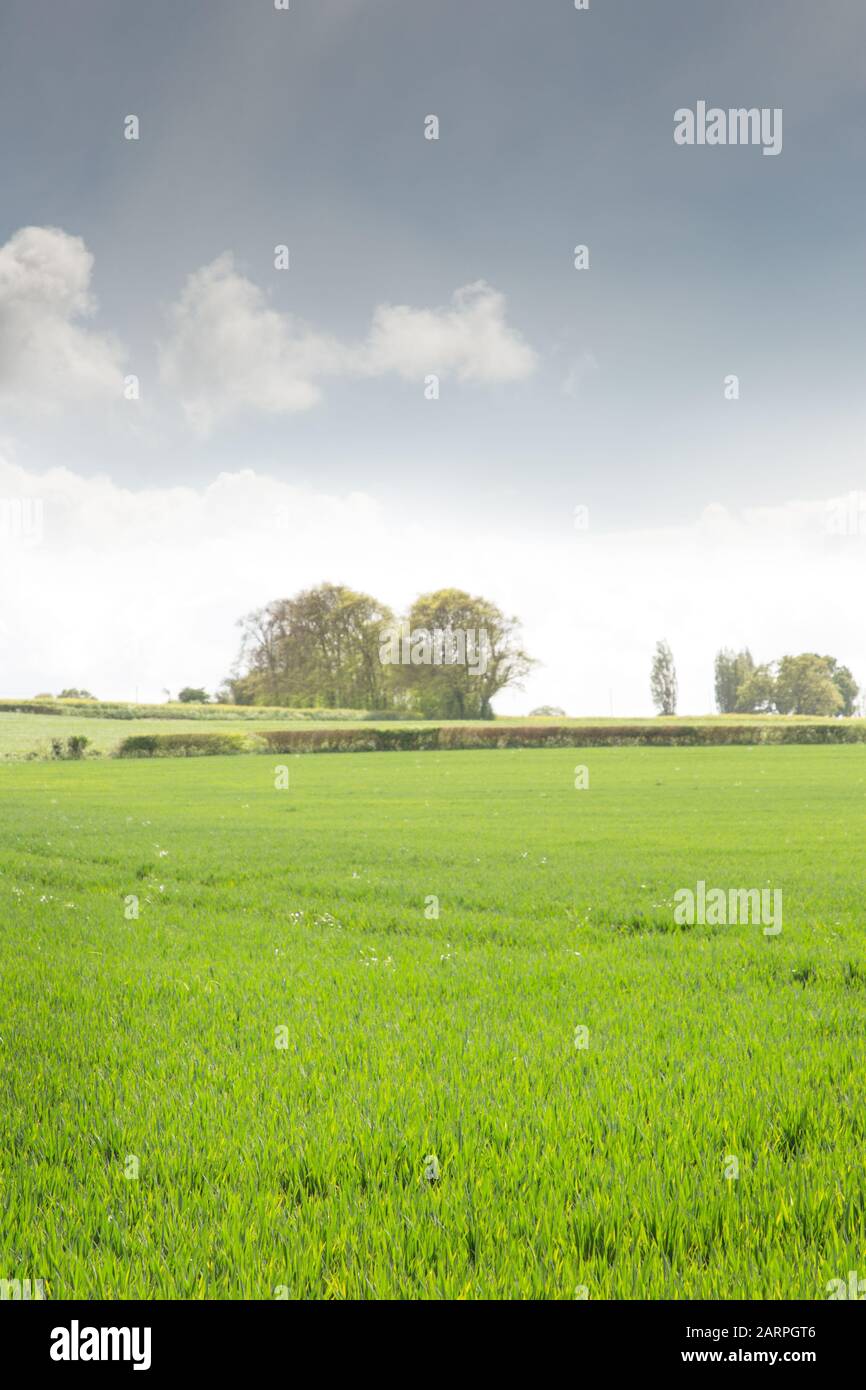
<box><xmin>714</xmin><ymin>649</ymin><xmax>859</xmax><ymax>717</ymax></box>
<box><xmin>32</xmin><ymin>688</ymin><xmax>98</xmax><ymax>701</ymax></box>
<box><xmin>218</xmin><ymin>583</ymin><xmax>534</xmax><ymax>719</ymax></box>
<box><xmin>38</xmin><ymin>627</ymin><xmax>860</xmax><ymax>723</ymax></box>
<box><xmin>649</xmin><ymin>644</ymin><xmax>859</xmax><ymax>718</ymax></box>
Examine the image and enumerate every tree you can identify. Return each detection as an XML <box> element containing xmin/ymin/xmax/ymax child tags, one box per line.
<box><xmin>233</xmin><ymin>584</ymin><xmax>396</xmax><ymax>709</ymax></box>
<box><xmin>714</xmin><ymin>648</ymin><xmax>755</xmax><ymax>713</ymax></box>
<box><xmin>822</xmin><ymin>657</ymin><xmax>859</xmax><ymax>717</ymax></box>
<box><xmin>774</xmin><ymin>654</ymin><xmax>843</xmax><ymax>717</ymax></box>
<box><xmin>735</xmin><ymin>665</ymin><xmax>776</xmax><ymax>713</ymax></box>
<box><xmin>386</xmin><ymin>588</ymin><xmax>533</xmax><ymax>718</ymax></box>
<box><xmin>529</xmin><ymin>705</ymin><xmax>566</xmax><ymax>717</ymax></box>
<box><xmin>650</xmin><ymin>640</ymin><xmax>677</xmax><ymax>715</ymax></box>
<box><xmin>177</xmin><ymin>687</ymin><xmax>209</xmax><ymax>704</ymax></box>
<box><xmin>58</xmin><ymin>688</ymin><xmax>96</xmax><ymax>700</ymax></box>
<box><xmin>217</xmin><ymin>674</ymin><xmax>257</xmax><ymax>705</ymax></box>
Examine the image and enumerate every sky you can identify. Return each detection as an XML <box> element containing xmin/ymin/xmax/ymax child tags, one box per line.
<box><xmin>1</xmin><ymin>0</ymin><xmax>865</xmax><ymax>713</ymax></box>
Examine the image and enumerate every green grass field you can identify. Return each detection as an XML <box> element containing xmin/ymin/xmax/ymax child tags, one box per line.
<box><xmin>1</xmin><ymin>745</ymin><xmax>865</xmax><ymax>1298</ymax></box>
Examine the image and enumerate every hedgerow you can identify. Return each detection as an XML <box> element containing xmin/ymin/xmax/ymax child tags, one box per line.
<box><xmin>113</xmin><ymin>722</ymin><xmax>866</xmax><ymax>757</ymax></box>
<box><xmin>116</xmin><ymin>732</ymin><xmax>250</xmax><ymax>757</ymax></box>
<box><xmin>0</xmin><ymin>699</ymin><xmax>375</xmax><ymax>722</ymax></box>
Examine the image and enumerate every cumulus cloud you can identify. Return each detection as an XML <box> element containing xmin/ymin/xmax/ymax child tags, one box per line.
<box><xmin>159</xmin><ymin>257</ymin><xmax>537</xmax><ymax>434</ymax></box>
<box><xmin>362</xmin><ymin>280</ymin><xmax>538</xmax><ymax>384</ymax></box>
<box><xmin>0</xmin><ymin>230</ymin><xmax>537</xmax><ymax>435</ymax></box>
<box><xmin>1</xmin><ymin>452</ymin><xmax>865</xmax><ymax>715</ymax></box>
<box><xmin>0</xmin><ymin>226</ymin><xmax>125</xmax><ymax>409</ymax></box>
<box><xmin>158</xmin><ymin>253</ymin><xmax>348</xmax><ymax>435</ymax></box>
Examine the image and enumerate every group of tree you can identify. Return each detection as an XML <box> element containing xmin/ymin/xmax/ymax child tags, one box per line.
<box><xmin>714</xmin><ymin>649</ymin><xmax>859</xmax><ymax>717</ymax></box>
<box><xmin>220</xmin><ymin>583</ymin><xmax>534</xmax><ymax>719</ymax></box>
<box><xmin>176</xmin><ymin>687</ymin><xmax>209</xmax><ymax>704</ymax></box>
<box><xmin>39</xmin><ymin>627</ymin><xmax>859</xmax><ymax>723</ymax></box>
<box><xmin>650</xmin><ymin>643</ymin><xmax>859</xmax><ymax>718</ymax></box>
<box><xmin>33</xmin><ymin>688</ymin><xmax>97</xmax><ymax>701</ymax></box>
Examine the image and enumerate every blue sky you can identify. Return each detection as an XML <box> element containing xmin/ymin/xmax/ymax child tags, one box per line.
<box><xmin>1</xmin><ymin>1</ymin><xmax>865</xmax><ymax>710</ymax></box>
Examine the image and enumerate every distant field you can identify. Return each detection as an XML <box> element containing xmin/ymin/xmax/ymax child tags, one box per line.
<box><xmin>1</xmin><ymin>745</ymin><xmax>864</xmax><ymax>1297</ymax></box>
<box><xmin>0</xmin><ymin>711</ymin><xmax>520</xmax><ymax>758</ymax></box>
<box><xmin>1</xmin><ymin>705</ymin><xmax>863</xmax><ymax>760</ymax></box>
<box><xmin>0</xmin><ymin>713</ymin><xmax>328</xmax><ymax>758</ymax></box>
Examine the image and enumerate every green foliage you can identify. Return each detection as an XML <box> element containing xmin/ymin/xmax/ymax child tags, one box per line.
<box><xmin>714</xmin><ymin>649</ymin><xmax>755</xmax><ymax>713</ymax></box>
<box><xmin>234</xmin><ymin>584</ymin><xmax>395</xmax><ymax>709</ymax></box>
<box><xmin>258</xmin><ymin>727</ymin><xmax>441</xmax><ymax>753</ymax></box>
<box><xmin>735</xmin><ymin>664</ymin><xmax>777</xmax><ymax>714</ymax></box>
<box><xmin>1</xmin><ymin>747</ymin><xmax>865</xmax><ymax>1297</ymax></box>
<box><xmin>115</xmin><ymin>722</ymin><xmax>866</xmax><ymax>758</ymax></box>
<box><xmin>386</xmin><ymin>588</ymin><xmax>533</xmax><ymax>719</ymax></box>
<box><xmin>821</xmin><ymin>657</ymin><xmax>859</xmax><ymax>717</ymax></box>
<box><xmin>177</xmin><ymin>688</ymin><xmax>209</xmax><ymax>704</ymax></box>
<box><xmin>117</xmin><ymin>732</ymin><xmax>249</xmax><ymax>757</ymax></box>
<box><xmin>7</xmin><ymin>708</ymin><xmax>866</xmax><ymax>763</ymax></box>
<box><xmin>231</xmin><ymin>583</ymin><xmax>533</xmax><ymax>718</ymax></box>
<box><xmin>0</xmin><ymin>698</ymin><xmax>377</xmax><ymax>725</ymax></box>
<box><xmin>50</xmin><ymin>735</ymin><xmax>91</xmax><ymax>760</ymax></box>
<box><xmin>719</xmin><ymin>652</ymin><xmax>859</xmax><ymax>718</ymax></box>
<box><xmin>361</xmin><ymin>708</ymin><xmax>426</xmax><ymax>722</ymax></box>
<box><xmin>650</xmin><ymin>640</ymin><xmax>677</xmax><ymax>715</ymax></box>
<box><xmin>115</xmin><ymin>735</ymin><xmax>158</xmax><ymax>756</ymax></box>
<box><xmin>775</xmin><ymin>655</ymin><xmax>844</xmax><ymax>717</ymax></box>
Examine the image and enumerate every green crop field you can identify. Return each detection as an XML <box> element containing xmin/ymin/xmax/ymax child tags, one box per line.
<box><xmin>1</xmin><ymin>745</ymin><xmax>865</xmax><ymax>1299</ymax></box>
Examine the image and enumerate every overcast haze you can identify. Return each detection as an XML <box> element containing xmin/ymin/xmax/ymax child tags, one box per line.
<box><xmin>1</xmin><ymin>0</ymin><xmax>865</xmax><ymax>712</ymax></box>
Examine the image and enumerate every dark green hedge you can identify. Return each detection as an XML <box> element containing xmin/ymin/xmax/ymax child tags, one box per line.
<box><xmin>116</xmin><ymin>732</ymin><xmax>249</xmax><ymax>757</ymax></box>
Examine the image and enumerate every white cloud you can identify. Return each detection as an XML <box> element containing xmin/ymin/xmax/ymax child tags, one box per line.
<box><xmin>0</xmin><ymin>226</ymin><xmax>125</xmax><ymax>410</ymax></box>
<box><xmin>1</xmin><ymin>454</ymin><xmax>865</xmax><ymax>716</ymax></box>
<box><xmin>0</xmin><ymin>230</ymin><xmax>537</xmax><ymax>436</ymax></box>
<box><xmin>363</xmin><ymin>280</ymin><xmax>538</xmax><ymax>385</ymax></box>
<box><xmin>159</xmin><ymin>258</ymin><xmax>537</xmax><ymax>435</ymax></box>
<box><xmin>158</xmin><ymin>253</ymin><xmax>348</xmax><ymax>435</ymax></box>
